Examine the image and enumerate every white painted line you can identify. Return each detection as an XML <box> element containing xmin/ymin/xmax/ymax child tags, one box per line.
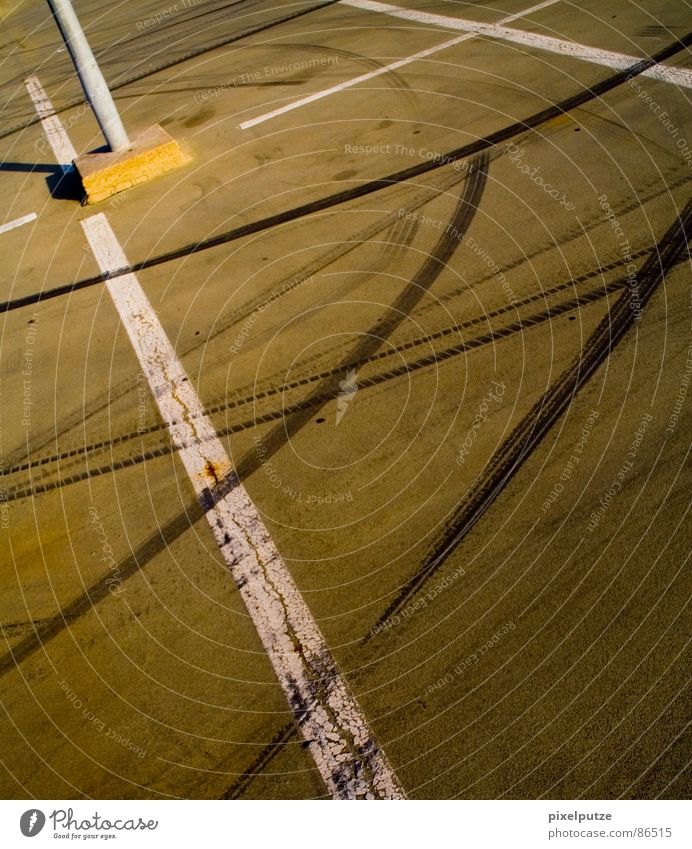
<box><xmin>0</xmin><ymin>213</ymin><xmax>37</xmax><ymax>235</ymax></box>
<box><xmin>344</xmin><ymin>0</ymin><xmax>692</xmax><ymax>89</ymax></box>
<box><xmin>25</xmin><ymin>75</ymin><xmax>78</xmax><ymax>172</ymax></box>
<box><xmin>81</xmin><ymin>213</ymin><xmax>405</xmax><ymax>800</ymax></box>
<box><xmin>239</xmin><ymin>0</ymin><xmax>560</xmax><ymax>129</ymax></box>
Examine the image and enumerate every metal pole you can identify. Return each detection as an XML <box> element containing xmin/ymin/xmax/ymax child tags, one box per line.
<box><xmin>46</xmin><ymin>0</ymin><xmax>130</xmax><ymax>152</ymax></box>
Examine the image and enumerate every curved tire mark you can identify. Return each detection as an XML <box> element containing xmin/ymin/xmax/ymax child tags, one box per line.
<box><xmin>0</xmin><ymin>153</ymin><xmax>488</xmax><ymax>680</ymax></box>
<box><xmin>4</xmin><ymin>271</ymin><xmax>635</xmax><ymax>494</ymax></box>
<box><xmin>372</xmin><ymin>199</ymin><xmax>692</xmax><ymax>629</ymax></box>
<box><xmin>3</xmin><ymin>31</ymin><xmax>689</xmax><ymax>315</ymax></box>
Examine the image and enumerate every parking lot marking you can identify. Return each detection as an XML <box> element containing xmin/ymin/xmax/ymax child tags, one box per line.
<box><xmin>239</xmin><ymin>0</ymin><xmax>560</xmax><ymax>129</ymax></box>
<box><xmin>24</xmin><ymin>75</ymin><xmax>77</xmax><ymax>170</ymax></box>
<box><xmin>0</xmin><ymin>213</ymin><xmax>37</xmax><ymax>235</ymax></box>
<box><xmin>79</xmin><ymin>212</ymin><xmax>405</xmax><ymax>800</ymax></box>
<box><xmin>344</xmin><ymin>0</ymin><xmax>692</xmax><ymax>89</ymax></box>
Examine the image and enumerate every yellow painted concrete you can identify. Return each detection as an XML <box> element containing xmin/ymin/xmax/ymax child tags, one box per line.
<box><xmin>74</xmin><ymin>124</ymin><xmax>190</xmax><ymax>204</ymax></box>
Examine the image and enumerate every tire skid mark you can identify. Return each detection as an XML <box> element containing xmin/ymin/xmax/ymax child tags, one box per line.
<box><xmin>0</xmin><ymin>159</ymin><xmax>475</xmax><ymax>476</ymax></box>
<box><xmin>0</xmin><ymin>154</ymin><xmax>487</xmax><ymax>715</ymax></box>
<box><xmin>203</xmin><ymin>167</ymin><xmax>689</xmax><ymax>404</ymax></box>
<box><xmin>0</xmin><ymin>209</ymin><xmax>417</xmax><ymax>476</ymax></box>
<box><xmin>3</xmin><ymin>275</ymin><xmax>631</xmax><ymax>498</ymax></box>
<box><xmin>5</xmin><ymin>156</ymin><xmax>488</xmax><ymax>501</ymax></box>
<box><xmin>242</xmin><ymin>210</ymin><xmax>419</xmax><ymax>349</ymax></box>
<box><xmin>4</xmin><ymin>18</ymin><xmax>688</xmax><ymax>801</ymax></box>
<box><xmin>205</xmin><ymin>249</ymin><xmax>648</xmax><ymax>412</ymax></box>
<box><xmin>0</xmin><ymin>0</ymin><xmax>344</xmax><ymax>140</ymax></box>
<box><xmin>0</xmin><ymin>504</ymin><xmax>206</xmax><ymax>679</ymax></box>
<box><xmin>0</xmin><ymin>617</ymin><xmax>61</xmax><ymax>638</ymax></box>
<box><xmin>3</xmin><ymin>165</ymin><xmax>684</xmax><ymax>495</ymax></box>
<box><xmin>218</xmin><ymin>293</ymin><xmax>684</xmax><ymax>803</ymax></box>
<box><xmin>173</xmin><ymin>159</ymin><xmax>681</xmax><ymax>386</ymax></box>
<box><xmin>0</xmin><ymin>155</ymin><xmax>489</xmax><ymax>500</ymax></box>
<box><xmin>2</xmin><ymin>261</ymin><xmax>640</xmax><ymax>490</ymax></box>
<box><xmin>82</xmin><ymin>213</ymin><xmax>404</xmax><ymax>799</ymax></box>
<box><xmin>139</xmin><ymin>163</ymin><xmax>690</xmax><ymax>412</ymax></box>
<box><xmin>425</xmin><ymin>172</ymin><xmax>690</xmax><ymax>318</ymax></box>
<box><xmin>233</xmin><ymin>153</ymin><xmax>489</xmax><ymax>481</ymax></box>
<box><xmin>2</xmin><ymin>31</ymin><xmax>689</xmax><ymax>316</ymax></box>
<box><xmin>372</xmin><ymin>199</ymin><xmax>692</xmax><ymax>630</ymax></box>
<box><xmin>220</xmin><ymin>720</ymin><xmax>298</xmax><ymax>799</ymax></box>
<box><xmin>5</xmin><ymin>207</ymin><xmax>686</xmax><ymax>800</ymax></box>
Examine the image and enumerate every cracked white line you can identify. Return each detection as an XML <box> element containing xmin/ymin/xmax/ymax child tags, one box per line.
<box><xmin>0</xmin><ymin>213</ymin><xmax>37</xmax><ymax>235</ymax></box>
<box><xmin>24</xmin><ymin>67</ymin><xmax>404</xmax><ymax>801</ymax></box>
<box><xmin>80</xmin><ymin>213</ymin><xmax>405</xmax><ymax>800</ymax></box>
<box><xmin>239</xmin><ymin>0</ymin><xmax>560</xmax><ymax>129</ymax></box>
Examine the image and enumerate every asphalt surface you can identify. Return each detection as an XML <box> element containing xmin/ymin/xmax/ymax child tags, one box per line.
<box><xmin>0</xmin><ymin>0</ymin><xmax>690</xmax><ymax>799</ymax></box>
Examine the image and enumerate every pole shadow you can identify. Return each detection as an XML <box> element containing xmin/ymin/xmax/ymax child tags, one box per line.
<box><xmin>0</xmin><ymin>160</ymin><xmax>84</xmax><ymax>202</ymax></box>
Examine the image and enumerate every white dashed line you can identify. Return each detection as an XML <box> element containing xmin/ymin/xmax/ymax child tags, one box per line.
<box><xmin>0</xmin><ymin>213</ymin><xmax>37</xmax><ymax>235</ymax></box>
<box><xmin>239</xmin><ymin>0</ymin><xmax>560</xmax><ymax>129</ymax></box>
<box><xmin>81</xmin><ymin>213</ymin><xmax>405</xmax><ymax>800</ymax></box>
<box><xmin>24</xmin><ymin>75</ymin><xmax>78</xmax><ymax>171</ymax></box>
<box><xmin>343</xmin><ymin>0</ymin><xmax>692</xmax><ymax>89</ymax></box>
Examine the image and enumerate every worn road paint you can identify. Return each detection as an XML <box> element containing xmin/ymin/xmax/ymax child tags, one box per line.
<box><xmin>80</xmin><ymin>212</ymin><xmax>405</xmax><ymax>800</ymax></box>
<box><xmin>239</xmin><ymin>0</ymin><xmax>560</xmax><ymax>129</ymax></box>
<box><xmin>0</xmin><ymin>213</ymin><xmax>37</xmax><ymax>235</ymax></box>
<box><xmin>344</xmin><ymin>0</ymin><xmax>692</xmax><ymax>89</ymax></box>
<box><xmin>24</xmin><ymin>75</ymin><xmax>77</xmax><ymax>171</ymax></box>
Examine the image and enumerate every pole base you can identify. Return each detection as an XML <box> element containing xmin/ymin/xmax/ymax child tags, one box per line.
<box><xmin>74</xmin><ymin>124</ymin><xmax>190</xmax><ymax>204</ymax></box>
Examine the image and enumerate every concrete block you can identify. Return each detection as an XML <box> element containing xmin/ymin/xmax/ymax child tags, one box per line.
<box><xmin>74</xmin><ymin>124</ymin><xmax>190</xmax><ymax>204</ymax></box>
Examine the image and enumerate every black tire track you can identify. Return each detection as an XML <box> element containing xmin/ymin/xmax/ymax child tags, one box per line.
<box><xmin>2</xmin><ymin>278</ymin><xmax>620</xmax><ymax>500</ymax></box>
<box><xmin>172</xmin><ymin>160</ymin><xmax>484</xmax><ymax>799</ymax></box>
<box><xmin>215</xmin><ymin>201</ymin><xmax>692</xmax><ymax>801</ymax></box>
<box><xmin>3</xmin><ymin>262</ymin><xmax>638</xmax><ymax>490</ymax></box>
<box><xmin>0</xmin><ymin>158</ymin><xmax>477</xmax><ymax>476</ymax></box>
<box><xmin>0</xmin><ymin>502</ymin><xmax>206</xmax><ymax>679</ymax></box>
<box><xmin>177</xmin><ymin>168</ymin><xmax>685</xmax><ymax>401</ymax></box>
<box><xmin>195</xmin><ymin>167</ymin><xmax>688</xmax><ymax>407</ymax></box>
<box><xmin>6</xmin><ymin>160</ymin><xmax>488</xmax><ymax>499</ymax></box>
<box><xmin>66</xmin><ymin>162</ymin><xmax>682</xmax><ymax>480</ymax></box>
<box><xmin>201</xmin><ymin>250</ymin><xmax>648</xmax><ymax>415</ymax></box>
<box><xmin>2</xmin><ymin>32</ymin><xmax>689</xmax><ymax>316</ymax></box>
<box><xmin>4</xmin><ymin>197</ymin><xmax>685</xmax><ymax>800</ymax></box>
<box><xmin>0</xmin><ymin>153</ymin><xmax>487</xmax><ymax>678</ymax></box>
<box><xmin>424</xmin><ymin>171</ymin><xmax>690</xmax><ymax>321</ymax></box>
<box><xmin>1</xmin><ymin>158</ymin><xmax>680</xmax><ymax>479</ymax></box>
<box><xmin>372</xmin><ymin>199</ymin><xmax>692</xmax><ymax>630</ymax></box>
<box><xmin>0</xmin><ymin>13</ymin><xmax>688</xmax><ymax>798</ymax></box>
